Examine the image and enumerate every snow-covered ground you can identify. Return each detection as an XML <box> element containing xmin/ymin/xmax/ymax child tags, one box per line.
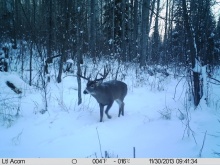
<box><xmin>0</xmin><ymin>63</ymin><xmax>220</xmax><ymax>158</ymax></box>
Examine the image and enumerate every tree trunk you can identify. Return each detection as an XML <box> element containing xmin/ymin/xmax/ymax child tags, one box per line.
<box><xmin>152</xmin><ymin>0</ymin><xmax>160</xmax><ymax>62</ymax></box>
<box><xmin>164</xmin><ymin>0</ymin><xmax>169</xmax><ymax>66</ymax></box>
<box><xmin>47</xmin><ymin>0</ymin><xmax>53</xmax><ymax>61</ymax></box>
<box><xmin>29</xmin><ymin>42</ymin><xmax>33</xmax><ymax>86</ymax></box>
<box><xmin>57</xmin><ymin>0</ymin><xmax>69</xmax><ymax>83</ymax></box>
<box><xmin>90</xmin><ymin>0</ymin><xmax>96</xmax><ymax>63</ymax></box>
<box><xmin>76</xmin><ymin>1</ymin><xmax>83</xmax><ymax>105</ymax></box>
<box><xmin>133</xmin><ymin>0</ymin><xmax>138</xmax><ymax>61</ymax></box>
<box><xmin>182</xmin><ymin>0</ymin><xmax>201</xmax><ymax>106</ymax></box>
<box><xmin>111</xmin><ymin>0</ymin><xmax>115</xmax><ymax>55</ymax></box>
<box><xmin>140</xmin><ymin>0</ymin><xmax>150</xmax><ymax>67</ymax></box>
<box><xmin>121</xmin><ymin>0</ymin><xmax>126</xmax><ymax>62</ymax></box>
<box><xmin>12</xmin><ymin>0</ymin><xmax>18</xmax><ymax>49</ymax></box>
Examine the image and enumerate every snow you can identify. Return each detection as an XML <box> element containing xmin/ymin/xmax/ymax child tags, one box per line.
<box><xmin>0</xmin><ymin>63</ymin><xmax>220</xmax><ymax>158</ymax></box>
<box><xmin>66</xmin><ymin>59</ymin><xmax>74</xmax><ymax>64</ymax></box>
<box><xmin>192</xmin><ymin>58</ymin><xmax>202</xmax><ymax>73</ymax></box>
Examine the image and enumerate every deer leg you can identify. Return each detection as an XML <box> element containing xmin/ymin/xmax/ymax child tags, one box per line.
<box><xmin>105</xmin><ymin>101</ymin><xmax>113</xmax><ymax>119</ymax></box>
<box><xmin>121</xmin><ymin>102</ymin><xmax>125</xmax><ymax>116</ymax></box>
<box><xmin>116</xmin><ymin>99</ymin><xmax>124</xmax><ymax>117</ymax></box>
<box><xmin>99</xmin><ymin>104</ymin><xmax>104</xmax><ymax>122</ymax></box>
<box><xmin>118</xmin><ymin>103</ymin><xmax>125</xmax><ymax>117</ymax></box>
<box><xmin>118</xmin><ymin>107</ymin><xmax>122</xmax><ymax>117</ymax></box>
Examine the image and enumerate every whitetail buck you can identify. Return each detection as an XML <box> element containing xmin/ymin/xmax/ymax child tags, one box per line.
<box><xmin>78</xmin><ymin>67</ymin><xmax>127</xmax><ymax>122</ymax></box>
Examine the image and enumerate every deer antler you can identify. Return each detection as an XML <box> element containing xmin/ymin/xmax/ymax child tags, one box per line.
<box><xmin>77</xmin><ymin>67</ymin><xmax>91</xmax><ymax>81</ymax></box>
<box><xmin>95</xmin><ymin>65</ymin><xmax>110</xmax><ymax>82</ymax></box>
<box><xmin>77</xmin><ymin>74</ymin><xmax>91</xmax><ymax>81</ymax></box>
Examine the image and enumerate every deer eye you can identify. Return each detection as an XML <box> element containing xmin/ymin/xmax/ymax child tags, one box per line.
<box><xmin>90</xmin><ymin>84</ymin><xmax>95</xmax><ymax>88</ymax></box>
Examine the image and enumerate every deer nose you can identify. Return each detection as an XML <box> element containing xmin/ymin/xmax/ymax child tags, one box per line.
<box><xmin>83</xmin><ymin>90</ymin><xmax>88</xmax><ymax>94</ymax></box>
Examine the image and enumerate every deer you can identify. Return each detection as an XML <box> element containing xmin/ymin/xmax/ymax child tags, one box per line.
<box><xmin>78</xmin><ymin>66</ymin><xmax>127</xmax><ymax>122</ymax></box>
